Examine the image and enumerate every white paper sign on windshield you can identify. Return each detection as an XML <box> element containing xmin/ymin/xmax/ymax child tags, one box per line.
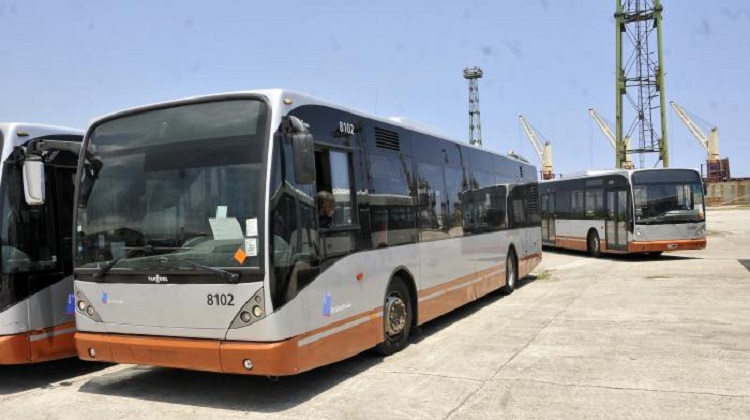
<box><xmin>209</xmin><ymin>217</ymin><xmax>243</xmax><ymax>240</ymax></box>
<box><xmin>215</xmin><ymin>206</ymin><xmax>228</xmax><ymax>218</ymax></box>
<box><xmin>245</xmin><ymin>238</ymin><xmax>258</xmax><ymax>257</ymax></box>
<box><xmin>246</xmin><ymin>218</ymin><xmax>258</xmax><ymax>237</ymax></box>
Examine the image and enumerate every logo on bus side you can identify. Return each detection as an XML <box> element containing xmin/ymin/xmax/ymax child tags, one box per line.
<box><xmin>101</xmin><ymin>292</ymin><xmax>124</xmax><ymax>305</ymax></box>
<box><xmin>147</xmin><ymin>274</ymin><xmax>169</xmax><ymax>284</ymax></box>
<box><xmin>322</xmin><ymin>292</ymin><xmax>351</xmax><ymax>317</ymax></box>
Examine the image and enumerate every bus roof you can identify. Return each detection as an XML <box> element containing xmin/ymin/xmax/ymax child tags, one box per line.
<box><xmin>0</xmin><ymin>122</ymin><xmax>84</xmax><ymax>160</ymax></box>
<box><xmin>88</xmin><ymin>89</ymin><xmax>532</xmax><ymax>167</ymax></box>
<box><xmin>0</xmin><ymin>122</ymin><xmax>84</xmax><ymax>139</ymax></box>
<box><xmin>551</xmin><ymin>167</ymin><xmax>701</xmax><ymax>181</ymax></box>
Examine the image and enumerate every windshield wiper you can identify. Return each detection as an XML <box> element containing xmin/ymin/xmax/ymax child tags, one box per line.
<box><xmin>158</xmin><ymin>255</ymin><xmax>240</xmax><ymax>284</ymax></box>
<box><xmin>93</xmin><ymin>245</ymin><xmax>155</xmax><ymax>280</ymax></box>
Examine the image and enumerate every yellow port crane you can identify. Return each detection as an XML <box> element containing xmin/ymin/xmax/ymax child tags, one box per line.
<box><xmin>518</xmin><ymin>115</ymin><xmax>554</xmax><ymax>180</ymax></box>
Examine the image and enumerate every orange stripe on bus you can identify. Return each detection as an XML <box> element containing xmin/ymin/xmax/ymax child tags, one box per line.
<box><xmin>0</xmin><ymin>321</ymin><xmax>77</xmax><ymax>364</ymax></box>
<box><xmin>554</xmin><ymin>235</ymin><xmax>589</xmax><ymax>252</ymax></box>
<box><xmin>300</xmin><ymin>308</ymin><xmax>381</xmax><ymax>341</ymax></box>
<box><xmin>628</xmin><ymin>239</ymin><xmax>706</xmax><ymax>252</ymax></box>
<box><xmin>0</xmin><ymin>332</ymin><xmax>32</xmax><ymax>364</ymax></box>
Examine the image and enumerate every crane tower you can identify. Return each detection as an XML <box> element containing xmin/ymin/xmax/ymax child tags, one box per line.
<box><xmin>615</xmin><ymin>0</ymin><xmax>668</xmax><ymax>168</ymax></box>
<box><xmin>464</xmin><ymin>66</ymin><xmax>483</xmax><ymax>147</ymax></box>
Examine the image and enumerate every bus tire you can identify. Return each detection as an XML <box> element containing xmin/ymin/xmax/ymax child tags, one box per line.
<box><xmin>375</xmin><ymin>277</ymin><xmax>412</xmax><ymax>356</ymax></box>
<box><xmin>499</xmin><ymin>250</ymin><xmax>517</xmax><ymax>296</ymax></box>
<box><xmin>646</xmin><ymin>251</ymin><xmax>663</xmax><ymax>258</ymax></box>
<box><xmin>587</xmin><ymin>230</ymin><xmax>601</xmax><ymax>258</ymax></box>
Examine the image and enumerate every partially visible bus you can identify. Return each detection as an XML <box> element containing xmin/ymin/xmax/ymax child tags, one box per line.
<box><xmin>73</xmin><ymin>90</ymin><xmax>541</xmax><ymax>375</ymax></box>
<box><xmin>540</xmin><ymin>168</ymin><xmax>706</xmax><ymax>257</ymax></box>
<box><xmin>0</xmin><ymin>123</ymin><xmax>83</xmax><ymax>363</ymax></box>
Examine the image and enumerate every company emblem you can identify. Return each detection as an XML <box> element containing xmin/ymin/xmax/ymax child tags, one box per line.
<box><xmin>323</xmin><ymin>292</ymin><xmax>332</xmax><ymax>317</ymax></box>
<box><xmin>101</xmin><ymin>291</ymin><xmax>124</xmax><ymax>305</ymax></box>
<box><xmin>322</xmin><ymin>292</ymin><xmax>351</xmax><ymax>317</ymax></box>
<box><xmin>147</xmin><ymin>274</ymin><xmax>169</xmax><ymax>284</ymax></box>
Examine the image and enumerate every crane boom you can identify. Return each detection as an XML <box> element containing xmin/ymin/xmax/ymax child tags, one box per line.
<box><xmin>588</xmin><ymin>108</ymin><xmax>633</xmax><ymax>168</ymax></box>
<box><xmin>669</xmin><ymin>101</ymin><xmax>720</xmax><ymax>164</ymax></box>
<box><xmin>518</xmin><ymin>115</ymin><xmax>554</xmax><ymax>179</ymax></box>
<box><xmin>518</xmin><ymin>115</ymin><xmax>544</xmax><ymax>162</ymax></box>
<box><xmin>588</xmin><ymin>108</ymin><xmax>616</xmax><ymax>149</ymax></box>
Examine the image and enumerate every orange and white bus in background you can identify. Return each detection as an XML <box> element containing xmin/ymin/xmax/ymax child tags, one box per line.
<box><xmin>72</xmin><ymin>90</ymin><xmax>541</xmax><ymax>375</ymax></box>
<box><xmin>540</xmin><ymin>168</ymin><xmax>706</xmax><ymax>257</ymax></box>
<box><xmin>0</xmin><ymin>123</ymin><xmax>83</xmax><ymax>363</ymax></box>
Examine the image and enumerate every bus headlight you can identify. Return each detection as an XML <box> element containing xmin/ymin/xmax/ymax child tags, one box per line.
<box><xmin>696</xmin><ymin>228</ymin><xmax>705</xmax><ymax>236</ymax></box>
<box><xmin>74</xmin><ymin>289</ymin><xmax>103</xmax><ymax>322</ymax></box>
<box><xmin>240</xmin><ymin>311</ymin><xmax>252</xmax><ymax>323</ymax></box>
<box><xmin>229</xmin><ymin>287</ymin><xmax>266</xmax><ymax>329</ymax></box>
<box><xmin>635</xmin><ymin>230</ymin><xmax>643</xmax><ymax>237</ymax></box>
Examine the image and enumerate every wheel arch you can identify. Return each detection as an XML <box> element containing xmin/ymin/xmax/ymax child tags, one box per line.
<box><xmin>388</xmin><ymin>266</ymin><xmax>418</xmax><ymax>327</ymax></box>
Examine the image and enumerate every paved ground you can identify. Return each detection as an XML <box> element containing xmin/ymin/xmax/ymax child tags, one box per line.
<box><xmin>2</xmin><ymin>208</ymin><xmax>749</xmax><ymax>419</ymax></box>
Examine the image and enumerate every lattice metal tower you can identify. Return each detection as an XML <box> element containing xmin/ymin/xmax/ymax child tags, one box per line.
<box><xmin>615</xmin><ymin>0</ymin><xmax>669</xmax><ymax>168</ymax></box>
<box><xmin>464</xmin><ymin>66</ymin><xmax>483</xmax><ymax>147</ymax></box>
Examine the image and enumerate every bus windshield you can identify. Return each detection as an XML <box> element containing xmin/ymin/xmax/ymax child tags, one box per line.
<box><xmin>76</xmin><ymin>99</ymin><xmax>268</xmax><ymax>274</ymax></box>
<box><xmin>632</xmin><ymin>170</ymin><xmax>704</xmax><ymax>224</ymax></box>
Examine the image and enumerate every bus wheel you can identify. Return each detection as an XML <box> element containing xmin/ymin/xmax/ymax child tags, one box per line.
<box><xmin>499</xmin><ymin>250</ymin><xmax>517</xmax><ymax>295</ymax></box>
<box><xmin>375</xmin><ymin>277</ymin><xmax>412</xmax><ymax>356</ymax></box>
<box><xmin>646</xmin><ymin>251</ymin><xmax>663</xmax><ymax>258</ymax></box>
<box><xmin>587</xmin><ymin>231</ymin><xmax>601</xmax><ymax>258</ymax></box>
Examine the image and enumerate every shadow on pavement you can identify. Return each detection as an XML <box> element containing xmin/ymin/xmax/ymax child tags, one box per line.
<box><xmin>0</xmin><ymin>358</ymin><xmax>112</xmax><ymax>395</ymax></box>
<box><xmin>80</xmin><ymin>354</ymin><xmax>383</xmax><ymax>412</ymax></box>
<box><xmin>542</xmin><ymin>245</ymin><xmax>701</xmax><ymax>262</ymax></box>
<box><xmin>412</xmin><ymin>274</ymin><xmax>537</xmax><ymax>343</ymax></box>
<box><xmin>78</xmin><ymin>274</ymin><xmax>538</xmax><ymax>412</ymax></box>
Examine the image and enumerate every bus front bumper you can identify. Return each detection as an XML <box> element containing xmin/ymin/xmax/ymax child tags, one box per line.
<box><xmin>627</xmin><ymin>238</ymin><xmax>707</xmax><ymax>253</ymax></box>
<box><xmin>75</xmin><ymin>332</ymin><xmax>301</xmax><ymax>375</ymax></box>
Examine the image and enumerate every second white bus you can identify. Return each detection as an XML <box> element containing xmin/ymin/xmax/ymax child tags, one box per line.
<box><xmin>540</xmin><ymin>168</ymin><xmax>706</xmax><ymax>256</ymax></box>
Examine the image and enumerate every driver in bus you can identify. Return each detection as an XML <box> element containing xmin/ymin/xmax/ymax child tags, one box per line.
<box><xmin>317</xmin><ymin>191</ymin><xmax>335</xmax><ymax>229</ymax></box>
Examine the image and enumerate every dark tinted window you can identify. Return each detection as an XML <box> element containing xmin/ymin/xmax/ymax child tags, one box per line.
<box><xmin>416</xmin><ymin>162</ymin><xmax>448</xmax><ymax>241</ymax></box>
<box><xmin>369</xmin><ymin>152</ymin><xmax>412</xmax><ymax>196</ymax></box>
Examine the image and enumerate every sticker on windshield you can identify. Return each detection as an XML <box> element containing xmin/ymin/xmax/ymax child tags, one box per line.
<box><xmin>209</xmin><ymin>218</ymin><xmax>243</xmax><ymax>240</ymax></box>
<box><xmin>244</xmin><ymin>238</ymin><xmax>258</xmax><ymax>257</ymax></box>
<box><xmin>216</xmin><ymin>205</ymin><xmax>228</xmax><ymax>218</ymax></box>
<box><xmin>246</xmin><ymin>218</ymin><xmax>258</xmax><ymax>237</ymax></box>
<box><xmin>234</xmin><ymin>248</ymin><xmax>247</xmax><ymax>265</ymax></box>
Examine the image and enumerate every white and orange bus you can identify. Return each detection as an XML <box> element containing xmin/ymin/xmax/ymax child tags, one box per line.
<box><xmin>0</xmin><ymin>123</ymin><xmax>83</xmax><ymax>363</ymax></box>
<box><xmin>540</xmin><ymin>168</ymin><xmax>706</xmax><ymax>257</ymax></box>
<box><xmin>72</xmin><ymin>90</ymin><xmax>541</xmax><ymax>375</ymax></box>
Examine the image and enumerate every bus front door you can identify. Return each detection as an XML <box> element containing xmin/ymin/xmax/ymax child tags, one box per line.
<box><xmin>541</xmin><ymin>193</ymin><xmax>556</xmax><ymax>244</ymax></box>
<box><xmin>605</xmin><ymin>189</ymin><xmax>628</xmax><ymax>252</ymax></box>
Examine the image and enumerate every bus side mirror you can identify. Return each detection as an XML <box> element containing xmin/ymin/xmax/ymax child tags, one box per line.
<box><xmin>292</xmin><ymin>133</ymin><xmax>316</xmax><ymax>185</ymax></box>
<box><xmin>22</xmin><ymin>159</ymin><xmax>46</xmax><ymax>205</ymax></box>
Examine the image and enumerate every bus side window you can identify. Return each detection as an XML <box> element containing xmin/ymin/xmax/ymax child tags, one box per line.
<box><xmin>315</xmin><ymin>149</ymin><xmax>358</xmax><ymax>260</ymax></box>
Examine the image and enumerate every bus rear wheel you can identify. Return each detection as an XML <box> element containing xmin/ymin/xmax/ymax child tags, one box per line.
<box><xmin>587</xmin><ymin>230</ymin><xmax>601</xmax><ymax>258</ymax></box>
<box><xmin>375</xmin><ymin>277</ymin><xmax>412</xmax><ymax>356</ymax></box>
<box><xmin>499</xmin><ymin>250</ymin><xmax>517</xmax><ymax>295</ymax></box>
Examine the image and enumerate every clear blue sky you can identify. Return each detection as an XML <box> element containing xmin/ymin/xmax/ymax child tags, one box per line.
<box><xmin>1</xmin><ymin>1</ymin><xmax>748</xmax><ymax>176</ymax></box>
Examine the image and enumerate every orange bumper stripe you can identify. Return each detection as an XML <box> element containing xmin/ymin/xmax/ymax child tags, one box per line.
<box><xmin>628</xmin><ymin>239</ymin><xmax>707</xmax><ymax>253</ymax></box>
<box><xmin>0</xmin><ymin>321</ymin><xmax>76</xmax><ymax>364</ymax></box>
